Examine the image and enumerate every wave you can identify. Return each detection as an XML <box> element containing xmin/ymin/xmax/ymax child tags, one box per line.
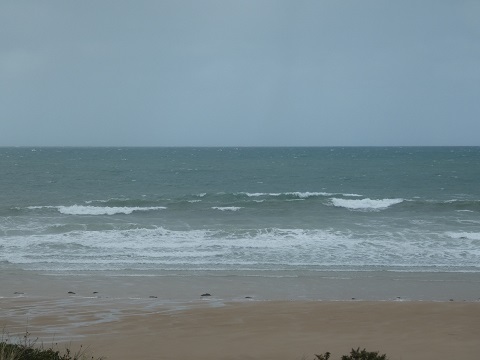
<box><xmin>405</xmin><ymin>199</ymin><xmax>480</xmax><ymax>213</ymax></box>
<box><xmin>59</xmin><ymin>205</ymin><xmax>167</xmax><ymax>215</ymax></box>
<box><xmin>23</xmin><ymin>192</ymin><xmax>357</xmax><ymax>213</ymax></box>
<box><xmin>2</xmin><ymin>227</ymin><xmax>480</xmax><ymax>272</ymax></box>
<box><xmin>238</xmin><ymin>192</ymin><xmax>362</xmax><ymax>199</ymax></box>
<box><xmin>212</xmin><ymin>207</ymin><xmax>243</xmax><ymax>211</ymax></box>
<box><xmin>331</xmin><ymin>198</ymin><xmax>404</xmax><ymax>211</ymax></box>
<box><xmin>19</xmin><ymin>194</ymin><xmax>480</xmax><ymax>217</ymax></box>
<box><xmin>28</xmin><ymin>205</ymin><xmax>166</xmax><ymax>215</ymax></box>
<box><xmin>84</xmin><ymin>198</ymin><xmax>164</xmax><ymax>208</ymax></box>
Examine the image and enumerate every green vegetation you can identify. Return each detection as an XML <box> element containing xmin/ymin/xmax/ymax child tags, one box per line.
<box><xmin>0</xmin><ymin>332</ymin><xmax>103</xmax><ymax>360</ymax></box>
<box><xmin>315</xmin><ymin>348</ymin><xmax>388</xmax><ymax>360</ymax></box>
<box><xmin>2</xmin><ymin>331</ymin><xmax>389</xmax><ymax>360</ymax></box>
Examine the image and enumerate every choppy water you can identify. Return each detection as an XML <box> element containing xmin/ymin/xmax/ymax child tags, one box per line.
<box><xmin>1</xmin><ymin>147</ymin><xmax>479</xmax><ymax>274</ymax></box>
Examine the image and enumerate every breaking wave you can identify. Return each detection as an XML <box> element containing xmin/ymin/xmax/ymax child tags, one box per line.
<box><xmin>58</xmin><ymin>205</ymin><xmax>167</xmax><ymax>215</ymax></box>
<box><xmin>212</xmin><ymin>207</ymin><xmax>243</xmax><ymax>211</ymax></box>
<box><xmin>331</xmin><ymin>198</ymin><xmax>404</xmax><ymax>211</ymax></box>
<box><xmin>29</xmin><ymin>205</ymin><xmax>167</xmax><ymax>215</ymax></box>
<box><xmin>2</xmin><ymin>227</ymin><xmax>480</xmax><ymax>272</ymax></box>
<box><xmin>239</xmin><ymin>192</ymin><xmax>362</xmax><ymax>198</ymax></box>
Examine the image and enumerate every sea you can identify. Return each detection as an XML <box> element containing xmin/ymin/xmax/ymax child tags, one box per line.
<box><xmin>1</xmin><ymin>146</ymin><xmax>479</xmax><ymax>279</ymax></box>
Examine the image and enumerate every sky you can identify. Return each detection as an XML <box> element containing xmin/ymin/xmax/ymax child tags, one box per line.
<box><xmin>1</xmin><ymin>1</ymin><xmax>479</xmax><ymax>146</ymax></box>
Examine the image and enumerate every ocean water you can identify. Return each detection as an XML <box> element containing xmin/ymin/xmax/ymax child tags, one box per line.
<box><xmin>1</xmin><ymin>147</ymin><xmax>480</xmax><ymax>275</ymax></box>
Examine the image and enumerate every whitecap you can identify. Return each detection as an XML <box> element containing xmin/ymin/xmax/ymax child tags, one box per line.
<box><xmin>331</xmin><ymin>198</ymin><xmax>404</xmax><ymax>211</ymax></box>
<box><xmin>241</xmin><ymin>192</ymin><xmax>330</xmax><ymax>198</ymax></box>
<box><xmin>286</xmin><ymin>192</ymin><xmax>332</xmax><ymax>198</ymax></box>
<box><xmin>242</xmin><ymin>192</ymin><xmax>280</xmax><ymax>197</ymax></box>
<box><xmin>239</xmin><ymin>191</ymin><xmax>363</xmax><ymax>199</ymax></box>
<box><xmin>57</xmin><ymin>205</ymin><xmax>167</xmax><ymax>215</ymax></box>
<box><xmin>211</xmin><ymin>207</ymin><xmax>243</xmax><ymax>211</ymax></box>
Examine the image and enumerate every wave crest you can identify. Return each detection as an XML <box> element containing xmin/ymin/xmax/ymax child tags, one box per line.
<box><xmin>211</xmin><ymin>206</ymin><xmax>243</xmax><ymax>211</ymax></box>
<box><xmin>57</xmin><ymin>205</ymin><xmax>167</xmax><ymax>215</ymax></box>
<box><xmin>331</xmin><ymin>198</ymin><xmax>404</xmax><ymax>211</ymax></box>
<box><xmin>239</xmin><ymin>192</ymin><xmax>361</xmax><ymax>199</ymax></box>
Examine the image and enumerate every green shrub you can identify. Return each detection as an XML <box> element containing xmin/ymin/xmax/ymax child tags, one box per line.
<box><xmin>315</xmin><ymin>348</ymin><xmax>388</xmax><ymax>360</ymax></box>
<box><xmin>0</xmin><ymin>332</ymin><xmax>102</xmax><ymax>360</ymax></box>
<box><xmin>314</xmin><ymin>352</ymin><xmax>331</xmax><ymax>360</ymax></box>
<box><xmin>0</xmin><ymin>342</ymin><xmax>92</xmax><ymax>360</ymax></box>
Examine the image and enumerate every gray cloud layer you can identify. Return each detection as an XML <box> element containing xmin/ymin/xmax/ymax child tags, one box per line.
<box><xmin>1</xmin><ymin>1</ymin><xmax>479</xmax><ymax>146</ymax></box>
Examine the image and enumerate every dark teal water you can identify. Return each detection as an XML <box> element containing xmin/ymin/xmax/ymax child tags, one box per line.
<box><xmin>1</xmin><ymin>147</ymin><xmax>479</xmax><ymax>273</ymax></box>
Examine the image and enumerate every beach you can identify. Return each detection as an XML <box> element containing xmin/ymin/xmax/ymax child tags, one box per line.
<box><xmin>1</xmin><ymin>295</ymin><xmax>479</xmax><ymax>360</ymax></box>
<box><xmin>3</xmin><ymin>0</ymin><xmax>480</xmax><ymax>352</ymax></box>
<box><xmin>1</xmin><ymin>271</ymin><xmax>480</xmax><ymax>360</ymax></box>
<box><xmin>2</xmin><ymin>147</ymin><xmax>480</xmax><ymax>359</ymax></box>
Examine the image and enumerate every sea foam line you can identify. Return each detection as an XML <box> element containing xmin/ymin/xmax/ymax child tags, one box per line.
<box><xmin>3</xmin><ymin>227</ymin><xmax>480</xmax><ymax>272</ymax></box>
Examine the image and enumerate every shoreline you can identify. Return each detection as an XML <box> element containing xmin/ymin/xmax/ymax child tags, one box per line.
<box><xmin>1</xmin><ymin>269</ymin><xmax>480</xmax><ymax>302</ymax></box>
<box><xmin>2</xmin><ymin>270</ymin><xmax>479</xmax><ymax>359</ymax></box>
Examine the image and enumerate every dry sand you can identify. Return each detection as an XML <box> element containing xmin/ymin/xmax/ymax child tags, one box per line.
<box><xmin>1</xmin><ymin>297</ymin><xmax>479</xmax><ymax>360</ymax></box>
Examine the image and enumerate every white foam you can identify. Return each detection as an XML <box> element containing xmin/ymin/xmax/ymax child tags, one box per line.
<box><xmin>446</xmin><ymin>232</ymin><xmax>480</xmax><ymax>241</ymax></box>
<box><xmin>331</xmin><ymin>198</ymin><xmax>404</xmax><ymax>211</ymax></box>
<box><xmin>242</xmin><ymin>192</ymin><xmax>281</xmax><ymax>197</ymax></box>
<box><xmin>241</xmin><ymin>192</ymin><xmax>330</xmax><ymax>198</ymax></box>
<box><xmin>57</xmin><ymin>205</ymin><xmax>167</xmax><ymax>215</ymax></box>
<box><xmin>2</xmin><ymin>226</ymin><xmax>480</xmax><ymax>272</ymax></box>
<box><xmin>286</xmin><ymin>192</ymin><xmax>332</xmax><ymax>198</ymax></box>
<box><xmin>241</xmin><ymin>192</ymin><xmax>361</xmax><ymax>198</ymax></box>
<box><xmin>84</xmin><ymin>198</ymin><xmax>126</xmax><ymax>204</ymax></box>
<box><xmin>212</xmin><ymin>207</ymin><xmax>243</xmax><ymax>211</ymax></box>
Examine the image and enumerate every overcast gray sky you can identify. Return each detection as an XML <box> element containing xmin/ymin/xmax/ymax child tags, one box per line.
<box><xmin>1</xmin><ymin>1</ymin><xmax>479</xmax><ymax>146</ymax></box>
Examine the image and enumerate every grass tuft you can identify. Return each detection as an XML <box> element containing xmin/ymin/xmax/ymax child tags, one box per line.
<box><xmin>0</xmin><ymin>331</ymin><xmax>103</xmax><ymax>360</ymax></box>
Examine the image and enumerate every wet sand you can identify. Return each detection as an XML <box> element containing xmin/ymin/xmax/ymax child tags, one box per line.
<box><xmin>1</xmin><ymin>297</ymin><xmax>479</xmax><ymax>360</ymax></box>
<box><xmin>2</xmin><ymin>269</ymin><xmax>480</xmax><ymax>302</ymax></box>
<box><xmin>1</xmin><ymin>270</ymin><xmax>480</xmax><ymax>359</ymax></box>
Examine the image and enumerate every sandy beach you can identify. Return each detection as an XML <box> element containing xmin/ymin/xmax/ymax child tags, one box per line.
<box><xmin>1</xmin><ymin>271</ymin><xmax>480</xmax><ymax>359</ymax></box>
<box><xmin>1</xmin><ymin>294</ymin><xmax>479</xmax><ymax>360</ymax></box>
